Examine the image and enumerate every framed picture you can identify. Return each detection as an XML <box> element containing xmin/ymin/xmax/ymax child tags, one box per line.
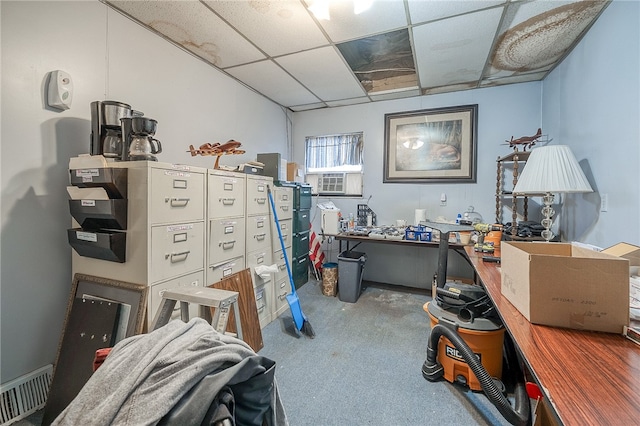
<box><xmin>43</xmin><ymin>274</ymin><xmax>148</xmax><ymax>424</ymax></box>
<box><xmin>384</xmin><ymin>104</ymin><xmax>478</xmax><ymax>183</ymax></box>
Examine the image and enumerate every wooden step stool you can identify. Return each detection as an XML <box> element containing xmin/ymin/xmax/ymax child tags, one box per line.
<box><xmin>151</xmin><ymin>287</ymin><xmax>242</xmax><ymax>340</ymax></box>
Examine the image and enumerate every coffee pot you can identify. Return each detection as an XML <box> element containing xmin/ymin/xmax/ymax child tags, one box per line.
<box><xmin>120</xmin><ymin>117</ymin><xmax>162</xmax><ymax>161</ymax></box>
<box><xmin>90</xmin><ymin>100</ymin><xmax>144</xmax><ymax>160</ymax></box>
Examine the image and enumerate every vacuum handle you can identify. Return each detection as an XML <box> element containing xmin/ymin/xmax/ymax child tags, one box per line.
<box><xmin>436</xmin><ymin>287</ymin><xmax>476</xmax><ymax>303</ymax></box>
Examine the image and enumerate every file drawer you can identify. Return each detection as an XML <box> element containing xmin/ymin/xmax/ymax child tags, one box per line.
<box><xmin>246</xmin><ymin>215</ymin><xmax>272</xmax><ymax>252</ymax></box>
<box><xmin>246</xmin><ymin>249</ymin><xmax>273</xmax><ymax>287</ymax></box>
<box><xmin>209</xmin><ymin>172</ymin><xmax>245</xmax><ymax>219</ymax></box>
<box><xmin>209</xmin><ymin>218</ymin><xmax>246</xmax><ymax>264</ymax></box>
<box><xmin>273</xmin><ymin>186</ymin><xmax>293</xmax><ymax>220</ymax></box>
<box><xmin>292</xmin><ymin>231</ymin><xmax>310</xmax><ymax>259</ymax></box>
<box><xmin>271</xmin><ymin>219</ymin><xmax>292</xmax><ymax>250</ymax></box>
<box><xmin>273</xmin><ymin>247</ymin><xmax>292</xmax><ymax>283</ymax></box>
<box><xmin>150</xmin><ymin>222</ymin><xmax>205</xmax><ymax>283</ymax></box>
<box><xmin>293</xmin><ymin>209</ymin><xmax>310</xmax><ymax>233</ymax></box>
<box><xmin>150</xmin><ymin>168</ymin><xmax>205</xmax><ymax>225</ymax></box>
<box><xmin>254</xmin><ymin>282</ymin><xmax>272</xmax><ymax>328</ymax></box>
<box><xmin>273</xmin><ymin>277</ymin><xmax>290</xmax><ymax>316</ymax></box>
<box><xmin>208</xmin><ymin>256</ymin><xmax>246</xmax><ymax>285</ymax></box>
<box><xmin>246</xmin><ymin>176</ymin><xmax>271</xmax><ymax>216</ymax></box>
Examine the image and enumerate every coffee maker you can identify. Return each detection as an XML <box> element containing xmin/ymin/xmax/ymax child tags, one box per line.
<box><xmin>120</xmin><ymin>117</ymin><xmax>162</xmax><ymax>161</ymax></box>
<box><xmin>90</xmin><ymin>101</ymin><xmax>143</xmax><ymax>160</ymax></box>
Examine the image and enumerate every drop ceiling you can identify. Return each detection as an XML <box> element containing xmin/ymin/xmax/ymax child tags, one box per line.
<box><xmin>104</xmin><ymin>0</ymin><xmax>610</xmax><ymax>112</ymax></box>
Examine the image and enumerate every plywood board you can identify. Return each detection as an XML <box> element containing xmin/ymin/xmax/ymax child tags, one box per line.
<box><xmin>210</xmin><ymin>269</ymin><xmax>263</xmax><ymax>352</ymax></box>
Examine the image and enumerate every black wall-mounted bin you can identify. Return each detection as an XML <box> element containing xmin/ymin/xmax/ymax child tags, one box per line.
<box><xmin>67</xmin><ymin>228</ymin><xmax>126</xmax><ymax>263</ymax></box>
<box><xmin>69</xmin><ymin>199</ymin><xmax>128</xmax><ymax>230</ymax></box>
<box><xmin>69</xmin><ymin>168</ymin><xmax>128</xmax><ymax>199</ymax></box>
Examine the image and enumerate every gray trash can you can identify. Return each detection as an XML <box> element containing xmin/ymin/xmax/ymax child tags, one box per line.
<box><xmin>338</xmin><ymin>250</ymin><xmax>367</xmax><ymax>303</ymax></box>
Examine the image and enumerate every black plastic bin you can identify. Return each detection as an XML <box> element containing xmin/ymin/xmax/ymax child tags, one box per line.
<box><xmin>338</xmin><ymin>250</ymin><xmax>367</xmax><ymax>303</ymax></box>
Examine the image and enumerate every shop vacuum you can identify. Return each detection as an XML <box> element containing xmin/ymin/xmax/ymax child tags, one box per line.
<box><xmin>421</xmin><ymin>224</ymin><xmax>530</xmax><ymax>426</ymax></box>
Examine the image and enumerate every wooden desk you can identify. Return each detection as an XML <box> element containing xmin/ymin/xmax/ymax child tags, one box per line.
<box><xmin>465</xmin><ymin>246</ymin><xmax>640</xmax><ymax>425</ymax></box>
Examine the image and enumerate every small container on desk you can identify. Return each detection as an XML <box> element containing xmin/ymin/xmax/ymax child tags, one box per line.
<box><xmin>405</xmin><ymin>225</ymin><xmax>431</xmax><ymax>242</ymax></box>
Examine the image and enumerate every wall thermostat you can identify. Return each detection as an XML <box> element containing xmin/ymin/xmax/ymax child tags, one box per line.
<box><xmin>47</xmin><ymin>70</ymin><xmax>73</xmax><ymax>110</ymax></box>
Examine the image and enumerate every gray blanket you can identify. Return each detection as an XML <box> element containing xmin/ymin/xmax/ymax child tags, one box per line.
<box><xmin>52</xmin><ymin>318</ymin><xmax>288</xmax><ymax>425</ymax></box>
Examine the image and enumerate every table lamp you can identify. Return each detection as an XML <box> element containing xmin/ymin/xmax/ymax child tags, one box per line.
<box><xmin>513</xmin><ymin>145</ymin><xmax>592</xmax><ymax>242</ymax></box>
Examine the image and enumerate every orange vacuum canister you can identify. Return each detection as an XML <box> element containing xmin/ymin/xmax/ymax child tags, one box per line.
<box><xmin>425</xmin><ymin>301</ymin><xmax>505</xmax><ymax>391</ymax></box>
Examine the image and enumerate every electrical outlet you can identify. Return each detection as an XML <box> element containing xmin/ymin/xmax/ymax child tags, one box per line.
<box><xmin>600</xmin><ymin>194</ymin><xmax>608</xmax><ymax>212</ymax></box>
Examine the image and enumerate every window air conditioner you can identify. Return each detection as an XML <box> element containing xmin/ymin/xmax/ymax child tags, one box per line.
<box><xmin>306</xmin><ymin>172</ymin><xmax>362</xmax><ymax>196</ymax></box>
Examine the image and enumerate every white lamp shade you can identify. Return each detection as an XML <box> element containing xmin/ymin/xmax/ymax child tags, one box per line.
<box><xmin>513</xmin><ymin>145</ymin><xmax>593</xmax><ymax>194</ymax></box>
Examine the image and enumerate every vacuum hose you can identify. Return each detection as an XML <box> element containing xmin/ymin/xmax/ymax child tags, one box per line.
<box><xmin>422</xmin><ymin>323</ymin><xmax>530</xmax><ymax>426</ymax></box>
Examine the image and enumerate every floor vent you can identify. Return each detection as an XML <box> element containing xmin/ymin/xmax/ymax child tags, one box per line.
<box><xmin>0</xmin><ymin>365</ymin><xmax>52</xmax><ymax>425</ymax></box>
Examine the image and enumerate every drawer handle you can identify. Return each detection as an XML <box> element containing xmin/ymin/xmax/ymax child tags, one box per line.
<box><xmin>257</xmin><ymin>305</ymin><xmax>265</xmax><ymax>312</ymax></box>
<box><xmin>281</xmin><ymin>206</ymin><xmax>289</xmax><ymax>211</ymax></box>
<box><xmin>279</xmin><ymin>264</ymin><xmax>286</xmax><ymax>271</ymax></box>
<box><xmin>167</xmin><ymin>250</ymin><xmax>190</xmax><ymax>262</ymax></box>
<box><xmin>298</xmin><ymin>258</ymin><xmax>306</xmax><ymax>265</ymax></box>
<box><xmin>221</xmin><ymin>198</ymin><xmax>235</xmax><ymax>205</ymax></box>
<box><xmin>255</xmin><ymin>233</ymin><xmax>266</xmax><ymax>241</ymax></box>
<box><xmin>255</xmin><ymin>197</ymin><xmax>266</xmax><ymax>204</ymax></box>
<box><xmin>220</xmin><ymin>240</ymin><xmax>236</xmax><ymax>249</ymax></box>
<box><xmin>279</xmin><ymin>293</ymin><xmax>288</xmax><ymax>300</ymax></box>
<box><xmin>166</xmin><ymin>197</ymin><xmax>190</xmax><ymax>206</ymax></box>
<box><xmin>281</xmin><ymin>233</ymin><xmax>288</xmax><ymax>240</ymax></box>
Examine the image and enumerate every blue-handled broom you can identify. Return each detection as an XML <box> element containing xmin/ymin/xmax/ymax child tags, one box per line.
<box><xmin>267</xmin><ymin>185</ymin><xmax>315</xmax><ymax>338</ymax></box>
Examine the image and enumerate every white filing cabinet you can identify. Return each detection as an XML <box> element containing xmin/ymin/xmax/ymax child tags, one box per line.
<box><xmin>245</xmin><ymin>175</ymin><xmax>273</xmax><ymax>327</ymax></box>
<box><xmin>70</xmin><ymin>161</ymin><xmax>207</xmax><ymax>326</ymax></box>
<box><xmin>271</xmin><ymin>185</ymin><xmax>294</xmax><ymax>320</ymax></box>
<box><xmin>207</xmin><ymin>170</ymin><xmax>246</xmax><ymax>285</ymax></box>
<box><xmin>70</xmin><ymin>162</ymin><xmax>291</xmax><ymax>330</ymax></box>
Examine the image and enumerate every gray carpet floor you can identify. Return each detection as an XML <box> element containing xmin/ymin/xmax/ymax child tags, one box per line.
<box><xmin>14</xmin><ymin>280</ymin><xmax>514</xmax><ymax>426</ymax></box>
<box><xmin>258</xmin><ymin>279</ymin><xmax>512</xmax><ymax>426</ymax></box>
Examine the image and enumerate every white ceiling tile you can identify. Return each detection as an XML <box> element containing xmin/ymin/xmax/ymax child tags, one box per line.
<box><xmin>104</xmin><ymin>0</ymin><xmax>607</xmax><ymax>110</ymax></box>
<box><xmin>498</xmin><ymin>0</ymin><xmax>576</xmax><ymax>33</ymax></box>
<box><xmin>203</xmin><ymin>0</ymin><xmax>329</xmax><ymax>56</ymax></box>
<box><xmin>314</xmin><ymin>0</ymin><xmax>408</xmax><ymax>42</ymax></box>
<box><xmin>413</xmin><ymin>7</ymin><xmax>504</xmax><ymax>88</ymax></box>
<box><xmin>276</xmin><ymin>46</ymin><xmax>366</xmax><ymax>100</ymax></box>
<box><xmin>489</xmin><ymin>0</ymin><xmax>607</xmax><ymax>74</ymax></box>
<box><xmin>408</xmin><ymin>0</ymin><xmax>504</xmax><ymax>24</ymax></box>
<box><xmin>107</xmin><ymin>0</ymin><xmax>265</xmax><ymax>68</ymax></box>
<box><xmin>225</xmin><ymin>60</ymin><xmax>321</xmax><ymax>107</ymax></box>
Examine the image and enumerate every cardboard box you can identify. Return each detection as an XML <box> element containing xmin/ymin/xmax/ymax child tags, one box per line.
<box><xmin>602</xmin><ymin>242</ymin><xmax>640</xmax><ymax>267</ymax></box>
<box><xmin>501</xmin><ymin>242</ymin><xmax>630</xmax><ymax>333</ymax></box>
<box><xmin>287</xmin><ymin>162</ymin><xmax>302</xmax><ymax>182</ymax></box>
<box><xmin>532</xmin><ymin>397</ymin><xmax>559</xmax><ymax>426</ymax></box>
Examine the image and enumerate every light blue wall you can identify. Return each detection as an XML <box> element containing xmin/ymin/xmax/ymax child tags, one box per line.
<box><xmin>1</xmin><ymin>1</ymin><xmax>287</xmax><ymax>383</ymax></box>
<box><xmin>542</xmin><ymin>0</ymin><xmax>640</xmax><ymax>247</ymax></box>
<box><xmin>293</xmin><ymin>83</ymin><xmax>543</xmax><ymax>287</ymax></box>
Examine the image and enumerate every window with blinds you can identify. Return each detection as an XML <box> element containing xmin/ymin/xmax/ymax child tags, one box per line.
<box><xmin>305</xmin><ymin>132</ymin><xmax>363</xmax><ymax>173</ymax></box>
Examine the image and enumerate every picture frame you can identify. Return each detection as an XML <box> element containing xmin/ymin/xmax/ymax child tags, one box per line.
<box><xmin>384</xmin><ymin>104</ymin><xmax>478</xmax><ymax>183</ymax></box>
<box><xmin>43</xmin><ymin>274</ymin><xmax>148</xmax><ymax>424</ymax></box>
